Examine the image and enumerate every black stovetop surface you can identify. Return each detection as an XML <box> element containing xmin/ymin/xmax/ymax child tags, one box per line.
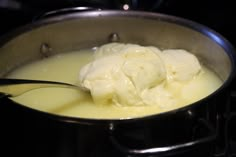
<box><xmin>1</xmin><ymin>1</ymin><xmax>236</xmax><ymax>157</ymax></box>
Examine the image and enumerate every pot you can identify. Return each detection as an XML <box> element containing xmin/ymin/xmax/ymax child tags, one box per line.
<box><xmin>0</xmin><ymin>10</ymin><xmax>235</xmax><ymax>157</ymax></box>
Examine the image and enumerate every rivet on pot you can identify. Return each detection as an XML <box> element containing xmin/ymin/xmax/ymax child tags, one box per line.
<box><xmin>40</xmin><ymin>43</ymin><xmax>52</xmax><ymax>58</ymax></box>
<box><xmin>186</xmin><ymin>110</ymin><xmax>195</xmax><ymax>118</ymax></box>
<box><xmin>109</xmin><ymin>122</ymin><xmax>115</xmax><ymax>131</ymax></box>
<box><xmin>109</xmin><ymin>33</ymin><xmax>120</xmax><ymax>42</ymax></box>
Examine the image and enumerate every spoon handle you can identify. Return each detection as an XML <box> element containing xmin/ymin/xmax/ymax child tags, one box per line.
<box><xmin>0</xmin><ymin>78</ymin><xmax>80</xmax><ymax>97</ymax></box>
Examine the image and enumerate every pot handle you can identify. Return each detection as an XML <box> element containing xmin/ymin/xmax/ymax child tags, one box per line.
<box><xmin>110</xmin><ymin>119</ymin><xmax>216</xmax><ymax>156</ymax></box>
<box><xmin>33</xmin><ymin>6</ymin><xmax>101</xmax><ymax>21</ymax></box>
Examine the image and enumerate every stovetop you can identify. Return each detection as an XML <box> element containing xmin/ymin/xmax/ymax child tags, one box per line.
<box><xmin>0</xmin><ymin>1</ymin><xmax>236</xmax><ymax>157</ymax></box>
<box><xmin>226</xmin><ymin>86</ymin><xmax>236</xmax><ymax>157</ymax></box>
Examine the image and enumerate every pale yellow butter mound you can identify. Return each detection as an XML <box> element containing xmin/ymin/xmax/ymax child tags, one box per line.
<box><xmin>79</xmin><ymin>43</ymin><xmax>202</xmax><ymax>107</ymax></box>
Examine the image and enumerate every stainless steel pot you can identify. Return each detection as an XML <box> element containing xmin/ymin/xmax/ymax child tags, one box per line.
<box><xmin>0</xmin><ymin>10</ymin><xmax>235</xmax><ymax>156</ymax></box>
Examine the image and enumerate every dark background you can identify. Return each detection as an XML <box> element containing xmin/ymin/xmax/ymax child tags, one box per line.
<box><xmin>0</xmin><ymin>0</ymin><xmax>236</xmax><ymax>47</ymax></box>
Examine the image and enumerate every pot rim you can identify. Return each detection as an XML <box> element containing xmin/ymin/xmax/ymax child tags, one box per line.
<box><xmin>1</xmin><ymin>10</ymin><xmax>236</xmax><ymax>126</ymax></box>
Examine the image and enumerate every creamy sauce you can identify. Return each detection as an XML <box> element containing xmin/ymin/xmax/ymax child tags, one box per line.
<box><xmin>7</xmin><ymin>45</ymin><xmax>223</xmax><ymax>119</ymax></box>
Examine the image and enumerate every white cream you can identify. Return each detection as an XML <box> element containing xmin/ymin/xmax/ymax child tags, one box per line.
<box><xmin>161</xmin><ymin>49</ymin><xmax>201</xmax><ymax>82</ymax></box>
<box><xmin>79</xmin><ymin>43</ymin><xmax>166</xmax><ymax>106</ymax></box>
<box><xmin>79</xmin><ymin>43</ymin><xmax>203</xmax><ymax>108</ymax></box>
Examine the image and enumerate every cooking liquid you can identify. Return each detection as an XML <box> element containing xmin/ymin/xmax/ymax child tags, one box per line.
<box><xmin>7</xmin><ymin>48</ymin><xmax>222</xmax><ymax>119</ymax></box>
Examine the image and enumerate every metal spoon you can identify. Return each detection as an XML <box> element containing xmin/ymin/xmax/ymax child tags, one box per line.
<box><xmin>0</xmin><ymin>78</ymin><xmax>89</xmax><ymax>98</ymax></box>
